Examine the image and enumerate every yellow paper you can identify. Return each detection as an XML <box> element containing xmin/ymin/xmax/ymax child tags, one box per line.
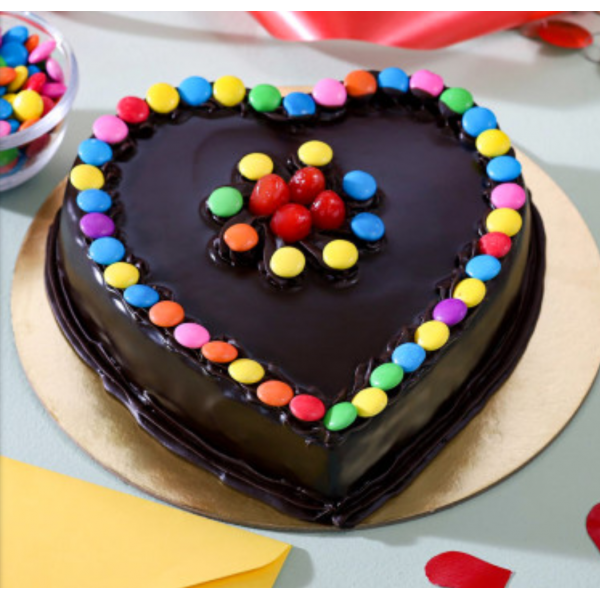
<box><xmin>0</xmin><ymin>457</ymin><xmax>291</xmax><ymax>588</ymax></box>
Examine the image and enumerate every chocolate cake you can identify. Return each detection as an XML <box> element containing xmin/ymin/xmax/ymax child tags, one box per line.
<box><xmin>45</xmin><ymin>69</ymin><xmax>545</xmax><ymax>528</ymax></box>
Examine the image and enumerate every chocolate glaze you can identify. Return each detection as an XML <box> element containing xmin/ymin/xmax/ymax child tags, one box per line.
<box><xmin>45</xmin><ymin>83</ymin><xmax>546</xmax><ymax>527</ymax></box>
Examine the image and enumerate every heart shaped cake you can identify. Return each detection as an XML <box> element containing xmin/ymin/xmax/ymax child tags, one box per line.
<box><xmin>46</xmin><ymin>69</ymin><xmax>545</xmax><ymax>528</ymax></box>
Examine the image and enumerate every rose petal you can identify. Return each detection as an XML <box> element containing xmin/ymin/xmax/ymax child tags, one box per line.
<box><xmin>425</xmin><ymin>551</ymin><xmax>512</xmax><ymax>588</ymax></box>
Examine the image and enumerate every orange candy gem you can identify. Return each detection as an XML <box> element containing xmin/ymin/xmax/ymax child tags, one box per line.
<box><xmin>201</xmin><ymin>341</ymin><xmax>238</xmax><ymax>364</ymax></box>
<box><xmin>148</xmin><ymin>301</ymin><xmax>185</xmax><ymax>328</ymax></box>
<box><xmin>25</xmin><ymin>34</ymin><xmax>40</xmax><ymax>53</ymax></box>
<box><xmin>223</xmin><ymin>223</ymin><xmax>259</xmax><ymax>252</ymax></box>
<box><xmin>0</xmin><ymin>67</ymin><xmax>17</xmax><ymax>86</ymax></box>
<box><xmin>257</xmin><ymin>380</ymin><xmax>294</xmax><ymax>407</ymax></box>
<box><xmin>344</xmin><ymin>70</ymin><xmax>377</xmax><ymax>98</ymax></box>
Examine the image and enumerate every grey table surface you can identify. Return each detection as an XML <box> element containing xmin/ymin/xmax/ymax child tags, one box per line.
<box><xmin>1</xmin><ymin>11</ymin><xmax>600</xmax><ymax>588</ymax></box>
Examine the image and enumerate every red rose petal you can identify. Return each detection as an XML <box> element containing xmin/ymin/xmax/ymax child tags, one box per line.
<box><xmin>425</xmin><ymin>551</ymin><xmax>512</xmax><ymax>588</ymax></box>
<box><xmin>534</xmin><ymin>20</ymin><xmax>593</xmax><ymax>49</ymax></box>
<box><xmin>586</xmin><ymin>503</ymin><xmax>600</xmax><ymax>553</ymax></box>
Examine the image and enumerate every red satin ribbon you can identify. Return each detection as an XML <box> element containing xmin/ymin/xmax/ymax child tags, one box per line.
<box><xmin>250</xmin><ymin>11</ymin><xmax>563</xmax><ymax>50</ymax></box>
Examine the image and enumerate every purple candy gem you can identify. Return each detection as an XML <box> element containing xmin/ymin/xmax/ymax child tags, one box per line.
<box><xmin>80</xmin><ymin>212</ymin><xmax>115</xmax><ymax>239</ymax></box>
<box><xmin>432</xmin><ymin>298</ymin><xmax>468</xmax><ymax>327</ymax></box>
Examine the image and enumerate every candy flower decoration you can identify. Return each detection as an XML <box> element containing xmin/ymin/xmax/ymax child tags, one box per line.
<box><xmin>203</xmin><ymin>142</ymin><xmax>386</xmax><ymax>287</ymax></box>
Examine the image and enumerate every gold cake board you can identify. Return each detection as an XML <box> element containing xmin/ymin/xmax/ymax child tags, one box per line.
<box><xmin>11</xmin><ymin>152</ymin><xmax>600</xmax><ymax>531</ymax></box>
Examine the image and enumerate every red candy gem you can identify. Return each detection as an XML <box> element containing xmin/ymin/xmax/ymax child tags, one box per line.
<box><xmin>479</xmin><ymin>232</ymin><xmax>512</xmax><ymax>258</ymax></box>
<box><xmin>249</xmin><ymin>174</ymin><xmax>291</xmax><ymax>216</ymax></box>
<box><xmin>24</xmin><ymin>72</ymin><xmax>47</xmax><ymax>93</ymax></box>
<box><xmin>117</xmin><ymin>96</ymin><xmax>150</xmax><ymax>124</ymax></box>
<box><xmin>40</xmin><ymin>95</ymin><xmax>55</xmax><ymax>117</ymax></box>
<box><xmin>270</xmin><ymin>203</ymin><xmax>312</xmax><ymax>243</ymax></box>
<box><xmin>535</xmin><ymin>20</ymin><xmax>593</xmax><ymax>49</ymax></box>
<box><xmin>26</xmin><ymin>133</ymin><xmax>51</xmax><ymax>158</ymax></box>
<box><xmin>290</xmin><ymin>394</ymin><xmax>326</xmax><ymax>422</ymax></box>
<box><xmin>289</xmin><ymin>166</ymin><xmax>326</xmax><ymax>205</ymax></box>
<box><xmin>310</xmin><ymin>190</ymin><xmax>346</xmax><ymax>230</ymax></box>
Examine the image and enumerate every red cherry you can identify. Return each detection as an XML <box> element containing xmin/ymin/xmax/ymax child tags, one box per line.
<box><xmin>249</xmin><ymin>174</ymin><xmax>290</xmax><ymax>216</ymax></box>
<box><xmin>289</xmin><ymin>167</ymin><xmax>326</xmax><ymax>205</ymax></box>
<box><xmin>270</xmin><ymin>204</ymin><xmax>312</xmax><ymax>243</ymax></box>
<box><xmin>310</xmin><ymin>190</ymin><xmax>346</xmax><ymax>230</ymax></box>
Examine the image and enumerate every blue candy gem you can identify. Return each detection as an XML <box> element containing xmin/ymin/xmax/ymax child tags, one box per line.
<box><xmin>88</xmin><ymin>237</ymin><xmax>125</xmax><ymax>265</ymax></box>
<box><xmin>77</xmin><ymin>189</ymin><xmax>113</xmax><ymax>213</ymax></box>
<box><xmin>2</xmin><ymin>26</ymin><xmax>29</xmax><ymax>45</ymax></box>
<box><xmin>466</xmin><ymin>255</ymin><xmax>501</xmax><ymax>282</ymax></box>
<box><xmin>283</xmin><ymin>92</ymin><xmax>316</xmax><ymax>117</ymax></box>
<box><xmin>28</xmin><ymin>65</ymin><xmax>41</xmax><ymax>76</ymax></box>
<box><xmin>351</xmin><ymin>213</ymin><xmax>385</xmax><ymax>242</ymax></box>
<box><xmin>487</xmin><ymin>156</ymin><xmax>522</xmax><ymax>182</ymax></box>
<box><xmin>178</xmin><ymin>76</ymin><xmax>212</xmax><ymax>106</ymax></box>
<box><xmin>0</xmin><ymin>86</ymin><xmax>6</xmax><ymax>97</ymax></box>
<box><xmin>0</xmin><ymin>42</ymin><xmax>29</xmax><ymax>67</ymax></box>
<box><xmin>343</xmin><ymin>170</ymin><xmax>377</xmax><ymax>201</ymax></box>
<box><xmin>462</xmin><ymin>107</ymin><xmax>497</xmax><ymax>138</ymax></box>
<box><xmin>6</xmin><ymin>119</ymin><xmax>19</xmax><ymax>133</ymax></box>
<box><xmin>392</xmin><ymin>343</ymin><xmax>426</xmax><ymax>373</ymax></box>
<box><xmin>0</xmin><ymin>98</ymin><xmax>13</xmax><ymax>120</ymax></box>
<box><xmin>123</xmin><ymin>284</ymin><xmax>160</xmax><ymax>309</ymax></box>
<box><xmin>377</xmin><ymin>67</ymin><xmax>409</xmax><ymax>93</ymax></box>
<box><xmin>78</xmin><ymin>138</ymin><xmax>113</xmax><ymax>166</ymax></box>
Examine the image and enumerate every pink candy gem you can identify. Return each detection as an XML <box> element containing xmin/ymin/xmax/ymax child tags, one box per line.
<box><xmin>0</xmin><ymin>120</ymin><xmax>11</xmax><ymax>137</ymax></box>
<box><xmin>93</xmin><ymin>115</ymin><xmax>129</xmax><ymax>144</ymax></box>
<box><xmin>410</xmin><ymin>69</ymin><xmax>444</xmax><ymax>97</ymax></box>
<box><xmin>41</xmin><ymin>82</ymin><xmax>67</xmax><ymax>98</ymax></box>
<box><xmin>28</xmin><ymin>39</ymin><xmax>56</xmax><ymax>64</ymax></box>
<box><xmin>174</xmin><ymin>323</ymin><xmax>210</xmax><ymax>349</ymax></box>
<box><xmin>491</xmin><ymin>183</ymin><xmax>527</xmax><ymax>210</ymax></box>
<box><xmin>46</xmin><ymin>57</ymin><xmax>64</xmax><ymax>82</ymax></box>
<box><xmin>312</xmin><ymin>78</ymin><xmax>347</xmax><ymax>108</ymax></box>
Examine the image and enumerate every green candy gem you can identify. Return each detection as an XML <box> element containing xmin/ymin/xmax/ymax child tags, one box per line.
<box><xmin>0</xmin><ymin>56</ymin><xmax>6</xmax><ymax>68</ymax></box>
<box><xmin>324</xmin><ymin>402</ymin><xmax>358</xmax><ymax>432</ymax></box>
<box><xmin>0</xmin><ymin>148</ymin><xmax>19</xmax><ymax>168</ymax></box>
<box><xmin>248</xmin><ymin>84</ymin><xmax>282</xmax><ymax>113</ymax></box>
<box><xmin>207</xmin><ymin>187</ymin><xmax>243</xmax><ymax>218</ymax></box>
<box><xmin>369</xmin><ymin>363</ymin><xmax>404</xmax><ymax>391</ymax></box>
<box><xmin>440</xmin><ymin>87</ymin><xmax>474</xmax><ymax>115</ymax></box>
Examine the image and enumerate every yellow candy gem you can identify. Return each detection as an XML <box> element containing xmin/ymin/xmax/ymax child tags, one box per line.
<box><xmin>13</xmin><ymin>89</ymin><xmax>44</xmax><ymax>121</ymax></box>
<box><xmin>69</xmin><ymin>164</ymin><xmax>105</xmax><ymax>191</ymax></box>
<box><xmin>238</xmin><ymin>152</ymin><xmax>273</xmax><ymax>181</ymax></box>
<box><xmin>8</xmin><ymin>65</ymin><xmax>28</xmax><ymax>92</ymax></box>
<box><xmin>228</xmin><ymin>358</ymin><xmax>265</xmax><ymax>385</ymax></box>
<box><xmin>270</xmin><ymin>246</ymin><xmax>306</xmax><ymax>279</ymax></box>
<box><xmin>323</xmin><ymin>240</ymin><xmax>358</xmax><ymax>271</ymax></box>
<box><xmin>2</xmin><ymin>93</ymin><xmax>17</xmax><ymax>105</ymax></box>
<box><xmin>146</xmin><ymin>83</ymin><xmax>180</xmax><ymax>114</ymax></box>
<box><xmin>453</xmin><ymin>278</ymin><xmax>486</xmax><ymax>308</ymax></box>
<box><xmin>213</xmin><ymin>75</ymin><xmax>246</xmax><ymax>107</ymax></box>
<box><xmin>103</xmin><ymin>262</ymin><xmax>140</xmax><ymax>289</ymax></box>
<box><xmin>298</xmin><ymin>140</ymin><xmax>333</xmax><ymax>167</ymax></box>
<box><xmin>415</xmin><ymin>320</ymin><xmax>450</xmax><ymax>352</ymax></box>
<box><xmin>476</xmin><ymin>129</ymin><xmax>511</xmax><ymax>158</ymax></box>
<box><xmin>352</xmin><ymin>388</ymin><xmax>388</xmax><ymax>418</ymax></box>
<box><xmin>486</xmin><ymin>208</ymin><xmax>523</xmax><ymax>237</ymax></box>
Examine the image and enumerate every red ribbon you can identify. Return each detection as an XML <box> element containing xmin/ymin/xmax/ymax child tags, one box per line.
<box><xmin>250</xmin><ymin>11</ymin><xmax>563</xmax><ymax>50</ymax></box>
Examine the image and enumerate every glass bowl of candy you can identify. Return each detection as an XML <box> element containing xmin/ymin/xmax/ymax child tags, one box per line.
<box><xmin>0</xmin><ymin>11</ymin><xmax>78</xmax><ymax>191</ymax></box>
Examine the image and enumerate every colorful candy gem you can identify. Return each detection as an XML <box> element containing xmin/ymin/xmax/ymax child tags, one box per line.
<box><xmin>466</xmin><ymin>255</ymin><xmax>501</xmax><ymax>282</ymax></box>
<box><xmin>223</xmin><ymin>223</ymin><xmax>260</xmax><ymax>252</ymax></box>
<box><xmin>45</xmin><ymin>57</ymin><xmax>63</xmax><ymax>83</ymax></box>
<box><xmin>410</xmin><ymin>69</ymin><xmax>444</xmax><ymax>97</ymax></box>
<box><xmin>343</xmin><ymin>170</ymin><xmax>377</xmax><ymax>201</ymax></box>
<box><xmin>174</xmin><ymin>322</ymin><xmax>210</xmax><ymax>349</ymax></box>
<box><xmin>344</xmin><ymin>70</ymin><xmax>377</xmax><ymax>97</ymax></box>
<box><xmin>88</xmin><ymin>237</ymin><xmax>125</xmax><ymax>265</ymax></box>
<box><xmin>41</xmin><ymin>82</ymin><xmax>66</xmax><ymax>98</ymax></box>
<box><xmin>12</xmin><ymin>89</ymin><xmax>43</xmax><ymax>121</ymax></box>
<box><xmin>80</xmin><ymin>213</ymin><xmax>115</xmax><ymax>239</ymax></box>
<box><xmin>149</xmin><ymin>300</ymin><xmax>185</xmax><ymax>328</ymax></box>
<box><xmin>491</xmin><ymin>183</ymin><xmax>526</xmax><ymax>210</ymax></box>
<box><xmin>92</xmin><ymin>115</ymin><xmax>128</xmax><ymax>144</ymax></box>
<box><xmin>78</xmin><ymin>138</ymin><xmax>113</xmax><ymax>166</ymax></box>
<box><xmin>249</xmin><ymin>174</ymin><xmax>290</xmax><ymax>216</ymax></box>
<box><xmin>248</xmin><ymin>83</ymin><xmax>281</xmax><ymax>112</ymax></box>
<box><xmin>351</xmin><ymin>213</ymin><xmax>385</xmax><ymax>242</ymax></box>
<box><xmin>377</xmin><ymin>67</ymin><xmax>409</xmax><ymax>93</ymax></box>
<box><xmin>70</xmin><ymin>164</ymin><xmax>104</xmax><ymax>191</ymax></box>
<box><xmin>117</xmin><ymin>96</ymin><xmax>150</xmax><ymax>124</ymax></box>
<box><xmin>433</xmin><ymin>298</ymin><xmax>468</xmax><ymax>327</ymax></box>
<box><xmin>123</xmin><ymin>284</ymin><xmax>160</xmax><ymax>309</ymax></box>
<box><xmin>146</xmin><ymin>82</ymin><xmax>180</xmax><ymax>114</ymax></box>
<box><xmin>7</xmin><ymin>65</ymin><xmax>28</xmax><ymax>92</ymax></box>
<box><xmin>462</xmin><ymin>107</ymin><xmax>497</xmax><ymax>138</ymax></box>
<box><xmin>0</xmin><ymin>148</ymin><xmax>19</xmax><ymax>167</ymax></box>
<box><xmin>476</xmin><ymin>129</ymin><xmax>511</xmax><ymax>158</ymax></box>
<box><xmin>453</xmin><ymin>278</ymin><xmax>487</xmax><ymax>308</ymax></box>
<box><xmin>310</xmin><ymin>191</ymin><xmax>346</xmax><ymax>230</ymax></box>
<box><xmin>23</xmin><ymin>71</ymin><xmax>46</xmax><ymax>93</ymax></box>
<box><xmin>440</xmin><ymin>87</ymin><xmax>473</xmax><ymax>114</ymax></box>
<box><xmin>487</xmin><ymin>156</ymin><xmax>522</xmax><ymax>183</ymax></box>
<box><xmin>270</xmin><ymin>204</ymin><xmax>312</xmax><ymax>243</ymax></box>
<box><xmin>370</xmin><ymin>363</ymin><xmax>404</xmax><ymax>391</ymax></box>
<box><xmin>324</xmin><ymin>402</ymin><xmax>358</xmax><ymax>431</ymax></box>
<box><xmin>207</xmin><ymin>187</ymin><xmax>243</xmax><ymax>218</ymax></box>
<box><xmin>24</xmin><ymin>34</ymin><xmax>40</xmax><ymax>53</ymax></box>
<box><xmin>213</xmin><ymin>75</ymin><xmax>245</xmax><ymax>107</ymax></box>
<box><xmin>486</xmin><ymin>208</ymin><xmax>523</xmax><ymax>237</ymax></box>
<box><xmin>270</xmin><ymin>246</ymin><xmax>306</xmax><ymax>278</ymax></box>
<box><xmin>478</xmin><ymin>232</ymin><xmax>512</xmax><ymax>258</ymax></box>
<box><xmin>322</xmin><ymin>240</ymin><xmax>358</xmax><ymax>270</ymax></box>
<box><xmin>290</xmin><ymin>394</ymin><xmax>326</xmax><ymax>421</ymax></box>
<box><xmin>178</xmin><ymin>76</ymin><xmax>212</xmax><ymax>106</ymax></box>
<box><xmin>297</xmin><ymin>140</ymin><xmax>333</xmax><ymax>167</ymax></box>
<box><xmin>257</xmin><ymin>380</ymin><xmax>294</xmax><ymax>407</ymax></box>
<box><xmin>536</xmin><ymin>20</ymin><xmax>593</xmax><ymax>49</ymax></box>
<box><xmin>352</xmin><ymin>387</ymin><xmax>388</xmax><ymax>418</ymax></box>
<box><xmin>28</xmin><ymin>39</ymin><xmax>56</xmax><ymax>64</ymax></box>
<box><xmin>77</xmin><ymin>189</ymin><xmax>112</xmax><ymax>213</ymax></box>
<box><xmin>282</xmin><ymin>92</ymin><xmax>316</xmax><ymax>117</ymax></box>
<box><xmin>0</xmin><ymin>98</ymin><xmax>12</xmax><ymax>119</ymax></box>
<box><xmin>1</xmin><ymin>42</ymin><xmax>28</xmax><ymax>68</ymax></box>
<box><xmin>238</xmin><ymin>152</ymin><xmax>274</xmax><ymax>181</ymax></box>
<box><xmin>0</xmin><ymin>120</ymin><xmax>11</xmax><ymax>137</ymax></box>
<box><xmin>415</xmin><ymin>320</ymin><xmax>450</xmax><ymax>351</ymax></box>
<box><xmin>0</xmin><ymin>67</ymin><xmax>17</xmax><ymax>86</ymax></box>
<box><xmin>228</xmin><ymin>358</ymin><xmax>265</xmax><ymax>385</ymax></box>
<box><xmin>103</xmin><ymin>262</ymin><xmax>140</xmax><ymax>289</ymax></box>
<box><xmin>289</xmin><ymin>167</ymin><xmax>326</xmax><ymax>205</ymax></box>
<box><xmin>3</xmin><ymin>26</ymin><xmax>29</xmax><ymax>44</ymax></box>
<box><xmin>392</xmin><ymin>342</ymin><xmax>426</xmax><ymax>373</ymax></box>
<box><xmin>312</xmin><ymin>78</ymin><xmax>347</xmax><ymax>107</ymax></box>
<box><xmin>201</xmin><ymin>341</ymin><xmax>238</xmax><ymax>364</ymax></box>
